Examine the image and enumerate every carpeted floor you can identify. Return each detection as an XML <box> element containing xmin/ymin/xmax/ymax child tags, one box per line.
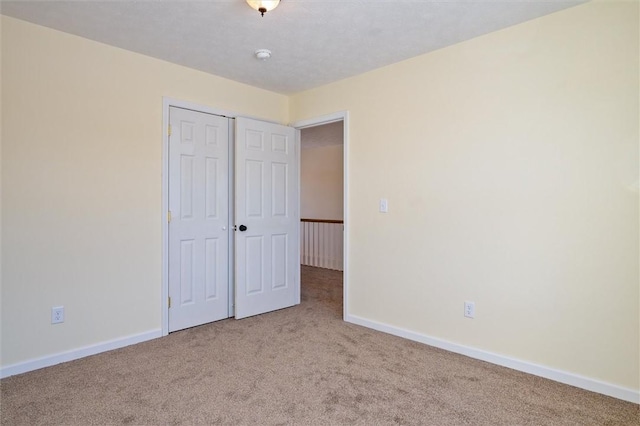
<box><xmin>1</xmin><ymin>266</ymin><xmax>638</xmax><ymax>425</ymax></box>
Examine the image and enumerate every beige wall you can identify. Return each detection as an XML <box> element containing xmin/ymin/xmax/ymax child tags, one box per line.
<box><xmin>291</xmin><ymin>2</ymin><xmax>639</xmax><ymax>391</ymax></box>
<box><xmin>300</xmin><ymin>144</ymin><xmax>343</xmax><ymax>220</ymax></box>
<box><xmin>0</xmin><ymin>16</ymin><xmax>288</xmax><ymax>367</ymax></box>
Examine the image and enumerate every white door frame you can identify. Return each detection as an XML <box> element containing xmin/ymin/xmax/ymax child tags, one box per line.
<box><xmin>291</xmin><ymin>111</ymin><xmax>349</xmax><ymax>320</ymax></box>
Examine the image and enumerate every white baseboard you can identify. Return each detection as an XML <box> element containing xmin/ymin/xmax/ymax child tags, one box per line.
<box><xmin>0</xmin><ymin>329</ymin><xmax>162</xmax><ymax>379</ymax></box>
<box><xmin>345</xmin><ymin>314</ymin><xmax>639</xmax><ymax>404</ymax></box>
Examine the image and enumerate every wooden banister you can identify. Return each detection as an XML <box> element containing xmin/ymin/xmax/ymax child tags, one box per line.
<box><xmin>301</xmin><ymin>218</ymin><xmax>344</xmax><ymax>224</ymax></box>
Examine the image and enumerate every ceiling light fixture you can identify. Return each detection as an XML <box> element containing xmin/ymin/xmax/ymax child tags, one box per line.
<box><xmin>246</xmin><ymin>0</ymin><xmax>280</xmax><ymax>17</ymax></box>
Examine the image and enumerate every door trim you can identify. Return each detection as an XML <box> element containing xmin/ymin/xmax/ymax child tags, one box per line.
<box><xmin>291</xmin><ymin>111</ymin><xmax>349</xmax><ymax>320</ymax></box>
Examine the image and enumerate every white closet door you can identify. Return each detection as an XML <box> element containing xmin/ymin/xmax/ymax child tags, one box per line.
<box><xmin>234</xmin><ymin>117</ymin><xmax>299</xmax><ymax>319</ymax></box>
<box><xmin>168</xmin><ymin>107</ymin><xmax>229</xmax><ymax>332</ymax></box>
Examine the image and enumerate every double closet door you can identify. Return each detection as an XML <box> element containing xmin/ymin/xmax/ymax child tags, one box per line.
<box><xmin>168</xmin><ymin>106</ymin><xmax>299</xmax><ymax>332</ymax></box>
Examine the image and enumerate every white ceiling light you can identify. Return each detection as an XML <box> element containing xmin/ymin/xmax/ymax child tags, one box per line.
<box><xmin>246</xmin><ymin>0</ymin><xmax>280</xmax><ymax>17</ymax></box>
<box><xmin>255</xmin><ymin>49</ymin><xmax>272</xmax><ymax>61</ymax></box>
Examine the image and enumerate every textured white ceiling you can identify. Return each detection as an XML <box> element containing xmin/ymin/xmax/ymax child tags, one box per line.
<box><xmin>0</xmin><ymin>0</ymin><xmax>583</xmax><ymax>94</ymax></box>
<box><xmin>301</xmin><ymin>121</ymin><xmax>343</xmax><ymax>149</ymax></box>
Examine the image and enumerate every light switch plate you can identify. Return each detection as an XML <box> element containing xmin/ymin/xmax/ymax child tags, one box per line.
<box><xmin>379</xmin><ymin>198</ymin><xmax>388</xmax><ymax>213</ymax></box>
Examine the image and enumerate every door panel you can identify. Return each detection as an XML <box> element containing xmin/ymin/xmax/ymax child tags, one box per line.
<box><xmin>168</xmin><ymin>107</ymin><xmax>230</xmax><ymax>332</ymax></box>
<box><xmin>235</xmin><ymin>117</ymin><xmax>299</xmax><ymax>319</ymax></box>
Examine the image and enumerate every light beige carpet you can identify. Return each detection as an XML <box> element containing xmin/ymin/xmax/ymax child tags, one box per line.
<box><xmin>1</xmin><ymin>266</ymin><xmax>638</xmax><ymax>425</ymax></box>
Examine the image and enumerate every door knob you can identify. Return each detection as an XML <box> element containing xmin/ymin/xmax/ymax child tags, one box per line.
<box><xmin>239</xmin><ymin>225</ymin><xmax>248</xmax><ymax>232</ymax></box>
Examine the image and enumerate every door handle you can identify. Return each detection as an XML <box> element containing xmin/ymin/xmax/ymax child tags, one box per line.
<box><xmin>239</xmin><ymin>225</ymin><xmax>248</xmax><ymax>232</ymax></box>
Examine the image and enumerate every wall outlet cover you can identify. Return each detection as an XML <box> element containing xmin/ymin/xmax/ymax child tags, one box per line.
<box><xmin>464</xmin><ymin>301</ymin><xmax>475</xmax><ymax>319</ymax></box>
<box><xmin>51</xmin><ymin>306</ymin><xmax>65</xmax><ymax>324</ymax></box>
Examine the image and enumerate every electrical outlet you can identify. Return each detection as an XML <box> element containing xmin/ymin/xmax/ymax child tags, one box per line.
<box><xmin>464</xmin><ymin>301</ymin><xmax>475</xmax><ymax>319</ymax></box>
<box><xmin>51</xmin><ymin>306</ymin><xmax>64</xmax><ymax>324</ymax></box>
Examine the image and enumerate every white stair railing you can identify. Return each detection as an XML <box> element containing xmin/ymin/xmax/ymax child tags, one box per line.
<box><xmin>300</xmin><ymin>219</ymin><xmax>344</xmax><ymax>271</ymax></box>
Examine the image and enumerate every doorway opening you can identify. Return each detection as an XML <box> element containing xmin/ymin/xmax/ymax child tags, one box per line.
<box><xmin>293</xmin><ymin>112</ymin><xmax>349</xmax><ymax>320</ymax></box>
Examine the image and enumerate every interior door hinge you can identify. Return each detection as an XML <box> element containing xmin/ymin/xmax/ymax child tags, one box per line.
<box><xmin>168</xmin><ymin>211</ymin><xmax>172</xmax><ymax>223</ymax></box>
<box><xmin>168</xmin><ymin>297</ymin><xmax>171</xmax><ymax>309</ymax></box>
<box><xmin>168</xmin><ymin>124</ymin><xmax>172</xmax><ymax>136</ymax></box>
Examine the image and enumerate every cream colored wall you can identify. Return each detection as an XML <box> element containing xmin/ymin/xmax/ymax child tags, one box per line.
<box><xmin>0</xmin><ymin>16</ymin><xmax>288</xmax><ymax>367</ymax></box>
<box><xmin>301</xmin><ymin>144</ymin><xmax>343</xmax><ymax>220</ymax></box>
<box><xmin>291</xmin><ymin>2</ymin><xmax>639</xmax><ymax>391</ymax></box>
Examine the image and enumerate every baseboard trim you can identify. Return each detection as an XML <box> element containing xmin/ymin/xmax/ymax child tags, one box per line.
<box><xmin>0</xmin><ymin>329</ymin><xmax>162</xmax><ymax>379</ymax></box>
<box><xmin>345</xmin><ymin>314</ymin><xmax>639</xmax><ymax>404</ymax></box>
